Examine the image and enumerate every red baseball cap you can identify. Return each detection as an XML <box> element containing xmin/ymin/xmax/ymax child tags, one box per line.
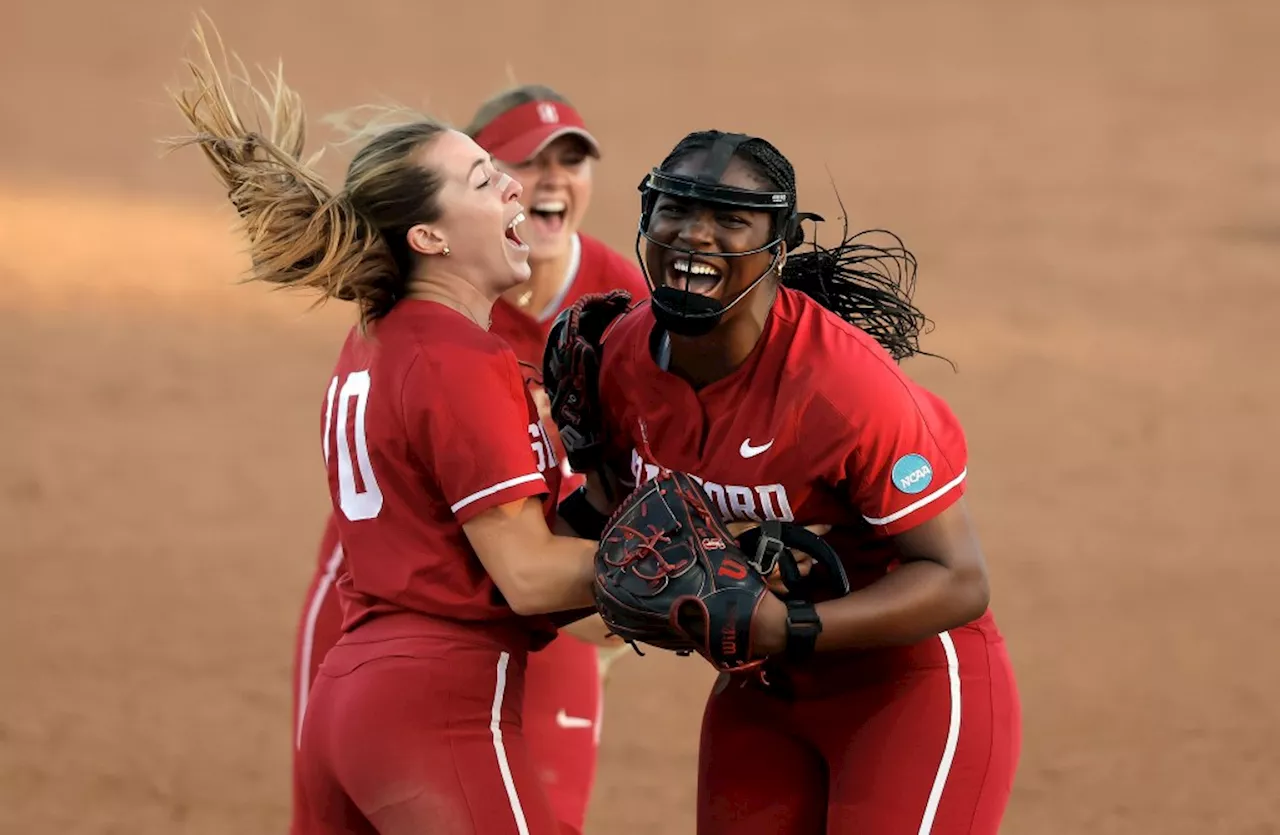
<box><xmin>472</xmin><ymin>99</ymin><xmax>601</xmax><ymax>164</ymax></box>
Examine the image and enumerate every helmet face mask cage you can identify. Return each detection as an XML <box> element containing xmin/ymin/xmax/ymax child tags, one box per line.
<box><xmin>633</xmin><ymin>133</ymin><xmax>801</xmax><ymax>337</ymax></box>
<box><xmin>637</xmin><ymin>169</ymin><xmax>796</xmax><ymax>258</ymax></box>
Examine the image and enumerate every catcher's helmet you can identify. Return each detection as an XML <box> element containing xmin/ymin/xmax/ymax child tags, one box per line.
<box><xmin>635</xmin><ymin>131</ymin><xmax>820</xmax><ymax>337</ymax></box>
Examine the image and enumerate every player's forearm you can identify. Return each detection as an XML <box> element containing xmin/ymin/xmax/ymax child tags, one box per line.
<box><xmin>504</xmin><ymin>535</ymin><xmax>598</xmax><ymax>616</ymax></box>
<box><xmin>561</xmin><ymin>613</ymin><xmax>624</xmax><ymax>647</ymax></box>
<box><xmin>811</xmin><ymin>559</ymin><xmax>989</xmax><ymax>651</ymax></box>
<box><xmin>552</xmin><ymin>514</ymin><xmax>591</xmax><ymax>538</ymax></box>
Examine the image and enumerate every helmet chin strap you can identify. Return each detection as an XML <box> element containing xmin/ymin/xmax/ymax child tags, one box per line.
<box><xmin>652</xmin><ymin>254</ymin><xmax>779</xmax><ymax>372</ymax></box>
<box><xmin>635</xmin><ymin>227</ymin><xmax>784</xmax><ymax>338</ymax></box>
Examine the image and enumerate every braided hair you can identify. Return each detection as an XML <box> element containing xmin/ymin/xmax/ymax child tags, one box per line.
<box><xmin>656</xmin><ymin>131</ymin><xmax>943</xmax><ymax>364</ymax></box>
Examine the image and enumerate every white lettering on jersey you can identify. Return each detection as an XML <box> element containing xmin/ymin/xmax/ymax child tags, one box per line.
<box><xmin>629</xmin><ymin>449</ymin><xmax>794</xmax><ymax>523</ymax></box>
<box><xmin>325</xmin><ymin>371</ymin><xmax>384</xmax><ymax>522</ymax></box>
<box><xmin>530</xmin><ymin>421</ymin><xmax>557</xmax><ymax>473</ymax></box>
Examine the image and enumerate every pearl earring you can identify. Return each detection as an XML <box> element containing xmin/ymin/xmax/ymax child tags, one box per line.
<box><xmin>443</xmin><ymin>246</ymin><xmax>450</xmax><ymax>256</ymax></box>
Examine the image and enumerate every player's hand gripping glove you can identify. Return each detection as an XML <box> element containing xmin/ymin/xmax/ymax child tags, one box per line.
<box><xmin>593</xmin><ymin>463</ymin><xmax>854</xmax><ymax>671</ymax></box>
<box><xmin>593</xmin><ymin>469</ymin><xmax>777</xmax><ymax>673</ymax></box>
<box><xmin>735</xmin><ymin>521</ymin><xmax>850</xmax><ymax>603</ymax></box>
<box><xmin>542</xmin><ymin>290</ymin><xmax>633</xmax><ymax>474</ymax></box>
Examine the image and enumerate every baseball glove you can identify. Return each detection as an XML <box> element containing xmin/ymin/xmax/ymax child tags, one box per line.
<box><xmin>593</xmin><ymin>468</ymin><xmax>776</xmax><ymax>672</ymax></box>
<box><xmin>542</xmin><ymin>290</ymin><xmax>633</xmax><ymax>474</ymax></box>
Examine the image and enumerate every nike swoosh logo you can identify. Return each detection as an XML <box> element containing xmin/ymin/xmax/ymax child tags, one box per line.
<box><xmin>555</xmin><ymin>709</ymin><xmax>594</xmax><ymax>729</ymax></box>
<box><xmin>739</xmin><ymin>438</ymin><xmax>774</xmax><ymax>458</ymax></box>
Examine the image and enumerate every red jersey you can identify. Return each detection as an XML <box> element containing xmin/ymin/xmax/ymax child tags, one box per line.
<box><xmin>598</xmin><ymin>286</ymin><xmax>969</xmax><ymax>589</ymax></box>
<box><xmin>490</xmin><ymin>232</ymin><xmax>649</xmax><ymax>366</ymax></box>
<box><xmin>489</xmin><ymin>232</ymin><xmax>649</xmax><ymax>497</ymax></box>
<box><xmin>320</xmin><ymin>300</ymin><xmax>563</xmax><ymax>638</ymax></box>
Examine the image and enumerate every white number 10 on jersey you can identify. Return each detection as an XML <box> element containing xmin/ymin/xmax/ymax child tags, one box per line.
<box><xmin>323</xmin><ymin>371</ymin><xmax>384</xmax><ymax>521</ymax></box>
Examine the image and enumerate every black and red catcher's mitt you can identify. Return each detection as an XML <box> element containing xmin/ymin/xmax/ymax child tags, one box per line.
<box><xmin>541</xmin><ymin>290</ymin><xmax>633</xmax><ymax>475</ymax></box>
<box><xmin>593</xmin><ymin>469</ymin><xmax>773</xmax><ymax>673</ymax></box>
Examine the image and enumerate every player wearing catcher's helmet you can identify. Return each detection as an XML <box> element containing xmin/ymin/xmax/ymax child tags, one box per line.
<box><xmin>544</xmin><ymin>130</ymin><xmax>1021</xmax><ymax>834</ymax></box>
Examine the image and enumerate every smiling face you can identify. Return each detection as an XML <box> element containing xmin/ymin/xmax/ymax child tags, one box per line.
<box><xmin>642</xmin><ymin>152</ymin><xmax>781</xmax><ymax>313</ymax></box>
<box><xmin>501</xmin><ymin>135</ymin><xmax>595</xmax><ymax>264</ymax></box>
<box><xmin>408</xmin><ymin>129</ymin><xmax>532</xmax><ymax>296</ymax></box>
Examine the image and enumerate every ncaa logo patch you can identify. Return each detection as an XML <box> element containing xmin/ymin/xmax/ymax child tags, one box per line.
<box><xmin>891</xmin><ymin>453</ymin><xmax>933</xmax><ymax>495</ymax></box>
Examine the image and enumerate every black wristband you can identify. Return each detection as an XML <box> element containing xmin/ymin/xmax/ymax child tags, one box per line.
<box><xmin>783</xmin><ymin>600</ymin><xmax>823</xmax><ymax>660</ymax></box>
<box><xmin>557</xmin><ymin>485</ymin><xmax>610</xmax><ymax>540</ymax></box>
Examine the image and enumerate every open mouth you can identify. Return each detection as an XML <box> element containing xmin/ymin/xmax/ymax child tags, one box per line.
<box><xmin>529</xmin><ymin>200</ymin><xmax>568</xmax><ymax>236</ymax></box>
<box><xmin>664</xmin><ymin>256</ymin><xmax>724</xmax><ymax>297</ymax></box>
<box><xmin>504</xmin><ymin>211</ymin><xmax>528</xmax><ymax>250</ymax></box>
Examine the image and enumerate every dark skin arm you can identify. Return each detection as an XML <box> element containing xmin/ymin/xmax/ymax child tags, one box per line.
<box><xmin>754</xmin><ymin>498</ymin><xmax>990</xmax><ymax>655</ymax></box>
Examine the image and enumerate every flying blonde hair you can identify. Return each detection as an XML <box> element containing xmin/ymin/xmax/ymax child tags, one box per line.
<box><xmin>165</xmin><ymin>14</ymin><xmax>449</xmax><ymax>329</ymax></box>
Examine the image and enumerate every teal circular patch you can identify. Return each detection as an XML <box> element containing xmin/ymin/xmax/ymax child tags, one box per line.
<box><xmin>891</xmin><ymin>454</ymin><xmax>934</xmax><ymax>495</ymax></box>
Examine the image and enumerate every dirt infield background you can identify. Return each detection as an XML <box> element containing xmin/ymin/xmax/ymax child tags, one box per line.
<box><xmin>3</xmin><ymin>1</ymin><xmax>1279</xmax><ymax>832</ymax></box>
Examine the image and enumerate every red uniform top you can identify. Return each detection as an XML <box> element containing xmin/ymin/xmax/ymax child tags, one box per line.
<box><xmin>309</xmin><ymin>234</ymin><xmax>644</xmax><ymax>590</ymax></box>
<box><xmin>490</xmin><ymin>232</ymin><xmax>648</xmax><ymax>367</ymax></box>
<box><xmin>320</xmin><ymin>300</ymin><xmax>563</xmax><ymax>642</ymax></box>
<box><xmin>489</xmin><ymin>232</ymin><xmax>648</xmax><ymax>497</ymax></box>
<box><xmin>598</xmin><ymin>286</ymin><xmax>971</xmax><ymax>592</ymax></box>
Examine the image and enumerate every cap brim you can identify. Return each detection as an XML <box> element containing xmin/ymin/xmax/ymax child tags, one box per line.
<box><xmin>490</xmin><ymin>126</ymin><xmax>602</xmax><ymax>165</ymax></box>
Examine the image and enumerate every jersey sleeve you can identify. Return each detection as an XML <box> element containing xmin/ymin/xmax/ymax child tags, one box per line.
<box><xmin>835</xmin><ymin>361</ymin><xmax>969</xmax><ymax>537</ymax></box>
<box><xmin>408</xmin><ymin>345</ymin><xmax>549</xmax><ymax>525</ymax></box>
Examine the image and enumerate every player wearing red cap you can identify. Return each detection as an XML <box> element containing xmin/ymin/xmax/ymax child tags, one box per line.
<box><xmin>169</xmin><ymin>25</ymin><xmax>627</xmax><ymax>833</ymax></box>
<box><xmin>290</xmin><ymin>85</ymin><xmax>647</xmax><ymax>835</ymax></box>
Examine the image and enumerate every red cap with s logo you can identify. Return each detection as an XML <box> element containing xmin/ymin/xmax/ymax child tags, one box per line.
<box><xmin>473</xmin><ymin>99</ymin><xmax>601</xmax><ymax>164</ymax></box>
